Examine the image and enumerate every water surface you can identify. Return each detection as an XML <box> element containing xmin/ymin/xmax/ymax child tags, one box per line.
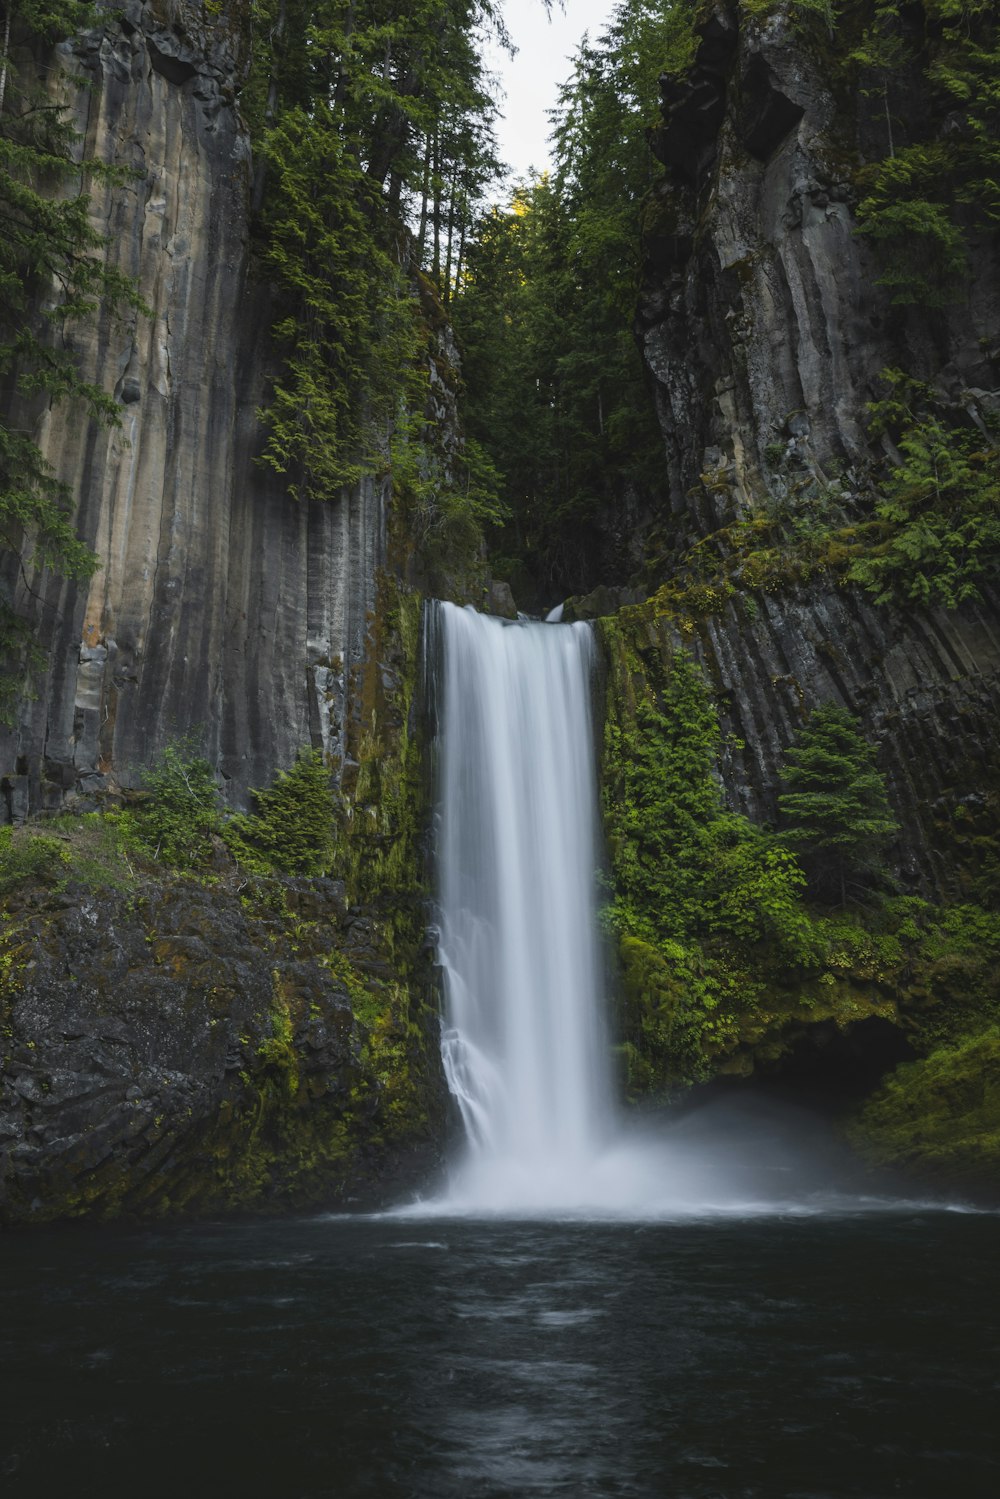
<box><xmin>2</xmin><ymin>1208</ymin><xmax>997</xmax><ymax>1496</ymax></box>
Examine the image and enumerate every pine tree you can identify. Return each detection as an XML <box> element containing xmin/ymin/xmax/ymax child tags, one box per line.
<box><xmin>223</xmin><ymin>749</ymin><xmax>337</xmax><ymax>877</ymax></box>
<box><xmin>778</xmin><ymin>704</ymin><xmax>898</xmax><ymax>904</ymax></box>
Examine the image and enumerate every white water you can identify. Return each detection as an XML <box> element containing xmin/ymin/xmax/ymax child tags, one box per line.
<box><xmin>432</xmin><ymin>601</ymin><xmax>612</xmax><ymax>1210</ymax></box>
<box><xmin>424</xmin><ymin>602</ymin><xmax>954</xmax><ymax>1220</ymax></box>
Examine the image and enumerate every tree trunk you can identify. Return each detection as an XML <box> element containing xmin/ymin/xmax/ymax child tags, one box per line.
<box><xmin>443</xmin><ymin>160</ymin><xmax>458</xmax><ymax>304</ymax></box>
<box><xmin>251</xmin><ymin>0</ymin><xmax>287</xmax><ymax>218</ymax></box>
<box><xmin>0</xmin><ymin>6</ymin><xmax>12</xmax><ymax>118</ymax></box>
<box><xmin>431</xmin><ymin>129</ymin><xmax>442</xmax><ymax>283</ymax></box>
<box><xmin>416</xmin><ymin>134</ymin><xmax>432</xmax><ymax>265</ymax></box>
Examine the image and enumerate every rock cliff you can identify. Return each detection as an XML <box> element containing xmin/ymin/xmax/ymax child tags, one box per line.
<box><xmin>0</xmin><ymin>870</ymin><xmax>445</xmax><ymax>1224</ymax></box>
<box><xmin>1</xmin><ymin>0</ymin><xmax>387</xmax><ymax>818</ymax></box>
<box><xmin>632</xmin><ymin>0</ymin><xmax>1000</xmax><ymax>899</ymax></box>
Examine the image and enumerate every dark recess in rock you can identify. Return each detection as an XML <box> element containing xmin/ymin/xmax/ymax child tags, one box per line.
<box><xmin>736</xmin><ymin>54</ymin><xmax>805</xmax><ymax>160</ymax></box>
<box><xmin>147</xmin><ymin>37</ymin><xmax>198</xmax><ymax>85</ymax></box>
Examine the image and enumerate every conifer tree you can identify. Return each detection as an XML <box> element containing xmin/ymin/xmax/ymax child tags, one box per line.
<box><xmin>224</xmin><ymin>749</ymin><xmax>337</xmax><ymax>877</ymax></box>
<box><xmin>778</xmin><ymin>704</ymin><xmax>898</xmax><ymax>905</ymax></box>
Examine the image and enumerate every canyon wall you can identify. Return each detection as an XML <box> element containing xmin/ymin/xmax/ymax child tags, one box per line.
<box><xmin>1</xmin><ymin>0</ymin><xmax>387</xmax><ymax>819</ymax></box>
<box><xmin>634</xmin><ymin>1</ymin><xmax>1000</xmax><ymax>897</ymax></box>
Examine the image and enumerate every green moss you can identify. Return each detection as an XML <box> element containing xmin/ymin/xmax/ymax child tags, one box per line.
<box><xmin>595</xmin><ymin>610</ymin><xmax>999</xmax><ymax>1102</ymax></box>
<box><xmin>257</xmin><ymin>985</ymin><xmax>300</xmax><ymax>1099</ymax></box>
<box><xmin>0</xmin><ymin>577</ymin><xmax>444</xmax><ymax>1227</ymax></box>
<box><xmin>849</xmin><ymin>1028</ymin><xmax>1000</xmax><ymax>1197</ymax></box>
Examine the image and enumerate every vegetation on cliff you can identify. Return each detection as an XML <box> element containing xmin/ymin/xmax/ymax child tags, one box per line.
<box><xmin>244</xmin><ymin>0</ymin><xmax>510</xmax><ymax>580</ymax></box>
<box><xmin>2</xmin><ymin>0</ymin><xmax>999</xmax><ymax>1213</ymax></box>
<box><xmin>777</xmin><ymin>703</ymin><xmax>898</xmax><ymax>905</ymax></box>
<box><xmin>442</xmin><ymin>0</ymin><xmax>1000</xmax><ymax>611</ymax></box>
<box><xmin>450</xmin><ymin>0</ymin><xmax>696</xmax><ymax>602</ymax></box>
<box><xmin>0</xmin><ymin>580</ymin><xmax>442</xmax><ymax>1223</ymax></box>
<box><xmin>598</xmin><ymin>610</ymin><xmax>1000</xmax><ymax>1128</ymax></box>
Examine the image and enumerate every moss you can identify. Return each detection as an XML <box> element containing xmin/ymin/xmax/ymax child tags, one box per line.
<box><xmin>849</xmin><ymin>1028</ymin><xmax>1000</xmax><ymax>1198</ymax></box>
<box><xmin>258</xmin><ymin>983</ymin><xmax>300</xmax><ymax>1099</ymax></box>
<box><xmin>595</xmin><ymin>607</ymin><xmax>999</xmax><ymax>1107</ymax></box>
<box><xmin>0</xmin><ymin>634</ymin><xmax>445</xmax><ymax>1227</ymax></box>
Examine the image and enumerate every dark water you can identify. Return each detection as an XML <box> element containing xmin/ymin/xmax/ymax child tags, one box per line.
<box><xmin>2</xmin><ymin>1207</ymin><xmax>998</xmax><ymax>1498</ymax></box>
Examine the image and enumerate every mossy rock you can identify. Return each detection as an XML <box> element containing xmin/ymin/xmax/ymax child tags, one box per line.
<box><xmin>849</xmin><ymin>1028</ymin><xmax>1000</xmax><ymax>1201</ymax></box>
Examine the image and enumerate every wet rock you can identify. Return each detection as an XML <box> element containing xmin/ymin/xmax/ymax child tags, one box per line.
<box><xmin>0</xmin><ymin>877</ymin><xmax>443</xmax><ymax>1225</ymax></box>
<box><xmin>635</xmin><ymin>3</ymin><xmax>1000</xmax><ymax>896</ymax></box>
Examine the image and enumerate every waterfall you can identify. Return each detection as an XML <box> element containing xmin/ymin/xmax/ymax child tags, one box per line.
<box><xmin>431</xmin><ymin>601</ymin><xmax>613</xmax><ymax>1208</ymax></box>
<box><xmin>423</xmin><ymin>602</ymin><xmax>884</xmax><ymax>1220</ymax></box>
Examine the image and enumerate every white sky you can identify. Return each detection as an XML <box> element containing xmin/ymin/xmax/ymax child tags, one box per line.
<box><xmin>485</xmin><ymin>0</ymin><xmax>617</xmax><ymax>184</ymax></box>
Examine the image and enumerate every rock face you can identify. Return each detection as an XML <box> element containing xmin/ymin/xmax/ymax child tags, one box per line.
<box><xmin>635</xmin><ymin>1</ymin><xmax>1000</xmax><ymax>897</ymax></box>
<box><xmin>0</xmin><ymin>0</ymin><xmax>387</xmax><ymax>818</ymax></box>
<box><xmin>0</xmin><ymin>873</ymin><xmax>445</xmax><ymax>1224</ymax></box>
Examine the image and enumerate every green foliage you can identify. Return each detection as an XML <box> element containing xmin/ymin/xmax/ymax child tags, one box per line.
<box><xmin>595</xmin><ymin>622</ymin><xmax>998</xmax><ymax>1098</ymax></box>
<box><xmin>617</xmin><ymin>933</ymin><xmax>740</xmax><ymax>1087</ymax></box>
<box><xmin>392</xmin><ymin>421</ymin><xmax>508</xmax><ymax>591</ymax></box>
<box><xmin>0</xmin><ymin>824</ymin><xmax>69</xmax><ymax>896</ymax></box>
<box><xmin>917</xmin><ymin>901</ymin><xmax>1000</xmax><ymax>964</ymax></box>
<box><xmin>117</xmin><ymin>742</ymin><xmax>338</xmax><ymax>878</ymax></box>
<box><xmin>599</xmin><ymin>631</ymin><xmax>838</xmax><ymax>1091</ymax></box>
<box><xmin>850</xmin><ymin>0</ymin><xmax>1000</xmax><ymax>303</ymax></box>
<box><xmin>0</xmin><ymin>810</ymin><xmax>141</xmax><ymax>896</ymax></box>
<box><xmin>849</xmin><ymin>1027</ymin><xmax>1000</xmax><ymax>1195</ymax></box>
<box><xmin>702</xmin><ymin>815</ymin><xmax>821</xmax><ymax>960</ymax></box>
<box><xmin>452</xmin><ymin>0</ymin><xmax>695</xmax><ymax>599</ymax></box>
<box><xmin>846</xmin><ymin>369</ymin><xmax>1000</xmax><ymax>607</ymax></box>
<box><xmin>855</xmin><ymin>158</ymin><xmax>967</xmax><ymax>306</ymax></box>
<box><xmin>119</xmin><ymin>743</ymin><xmax>222</xmax><ymax>870</ymax></box>
<box><xmin>0</xmin><ymin>0</ymin><xmax>144</xmax><ymax>719</ymax></box>
<box><xmin>778</xmin><ymin>704</ymin><xmax>898</xmax><ymax>901</ymax></box>
<box><xmin>645</xmin><ymin>358</ymin><xmax>1000</xmax><ymax>619</ymax></box>
<box><xmin>223</xmin><ymin>749</ymin><xmax>337</xmax><ymax>877</ymax></box>
<box><xmin>257</xmin><ymin>102</ymin><xmax>419</xmax><ymax>497</ymax></box>
<box><xmin>603</xmin><ymin>644</ymin><xmax>815</xmax><ymax>958</ymax></box>
<box><xmin>247</xmin><ymin>0</ymin><xmax>505</xmax><ymax>514</ymax></box>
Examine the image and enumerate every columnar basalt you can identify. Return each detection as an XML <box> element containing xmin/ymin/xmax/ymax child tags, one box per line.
<box><xmin>0</xmin><ymin>0</ymin><xmax>387</xmax><ymax>819</ymax></box>
<box><xmin>632</xmin><ymin>0</ymin><xmax>1000</xmax><ymax>899</ymax></box>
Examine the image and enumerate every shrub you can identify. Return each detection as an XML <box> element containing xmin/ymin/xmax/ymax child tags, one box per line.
<box><xmin>0</xmin><ymin>826</ymin><xmax>69</xmax><ymax>897</ymax></box>
<box><xmin>119</xmin><ymin>743</ymin><xmax>221</xmax><ymax>869</ymax></box>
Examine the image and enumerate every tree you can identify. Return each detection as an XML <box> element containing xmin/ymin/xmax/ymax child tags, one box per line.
<box><xmin>451</xmin><ymin>0</ymin><xmax>697</xmax><ymax>601</ymax></box>
<box><xmin>223</xmin><ymin>748</ymin><xmax>337</xmax><ymax>876</ymax></box>
<box><xmin>245</xmin><ymin>0</ymin><xmax>506</xmax><ymax>506</ymax></box>
<box><xmin>851</xmin><ymin>0</ymin><xmax>1000</xmax><ymax>304</ymax></box>
<box><xmin>778</xmin><ymin>705</ymin><xmax>898</xmax><ymax>904</ymax></box>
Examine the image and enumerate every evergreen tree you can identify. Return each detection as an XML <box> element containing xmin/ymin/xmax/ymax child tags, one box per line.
<box><xmin>778</xmin><ymin>705</ymin><xmax>898</xmax><ymax>904</ymax></box>
<box><xmin>224</xmin><ymin>748</ymin><xmax>337</xmax><ymax>877</ymax></box>
<box><xmin>451</xmin><ymin>0</ymin><xmax>698</xmax><ymax>601</ymax></box>
<box><xmin>246</xmin><ymin>0</ymin><xmax>506</xmax><ymax>505</ymax></box>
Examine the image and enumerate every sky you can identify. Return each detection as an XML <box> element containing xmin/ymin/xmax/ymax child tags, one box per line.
<box><xmin>484</xmin><ymin>0</ymin><xmax>617</xmax><ymax>184</ymax></box>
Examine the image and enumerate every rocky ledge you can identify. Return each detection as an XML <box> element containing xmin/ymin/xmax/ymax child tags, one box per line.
<box><xmin>0</xmin><ymin>874</ymin><xmax>446</xmax><ymax>1226</ymax></box>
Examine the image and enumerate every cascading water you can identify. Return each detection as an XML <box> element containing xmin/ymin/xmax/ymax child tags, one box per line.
<box><xmin>431</xmin><ymin>600</ymin><xmax>613</xmax><ymax>1209</ymax></box>
<box><xmin>424</xmin><ymin>601</ymin><xmax>913</xmax><ymax>1219</ymax></box>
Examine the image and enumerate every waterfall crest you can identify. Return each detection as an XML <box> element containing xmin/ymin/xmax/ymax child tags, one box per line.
<box><xmin>432</xmin><ymin>601</ymin><xmax>612</xmax><ymax>1208</ymax></box>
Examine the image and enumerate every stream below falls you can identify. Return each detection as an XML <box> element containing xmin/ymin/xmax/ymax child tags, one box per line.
<box><xmin>2</xmin><ymin>1204</ymin><xmax>998</xmax><ymax>1496</ymax></box>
